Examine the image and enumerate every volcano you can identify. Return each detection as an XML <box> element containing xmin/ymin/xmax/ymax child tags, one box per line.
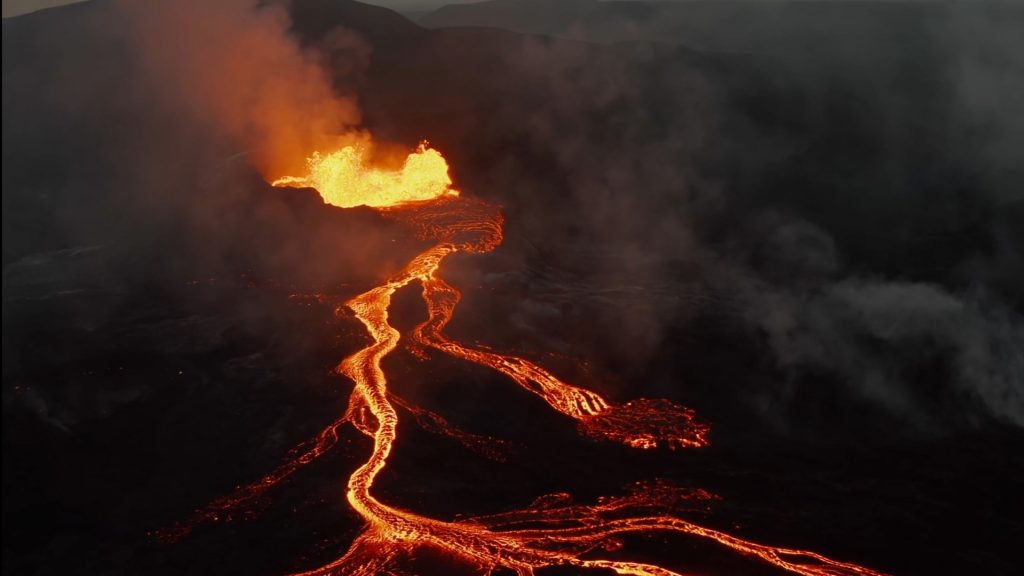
<box><xmin>3</xmin><ymin>1</ymin><xmax>1023</xmax><ymax>576</ymax></box>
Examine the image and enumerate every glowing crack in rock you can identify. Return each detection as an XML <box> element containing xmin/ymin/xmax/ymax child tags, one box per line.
<box><xmin>164</xmin><ymin>143</ymin><xmax>888</xmax><ymax>576</ymax></box>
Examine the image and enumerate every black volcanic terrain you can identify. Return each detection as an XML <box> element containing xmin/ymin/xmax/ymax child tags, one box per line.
<box><xmin>3</xmin><ymin>1</ymin><xmax>1022</xmax><ymax>575</ymax></box>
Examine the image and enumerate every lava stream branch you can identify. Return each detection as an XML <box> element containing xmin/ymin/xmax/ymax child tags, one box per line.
<box><xmin>152</xmin><ymin>414</ymin><xmax>350</xmax><ymax>542</ymax></box>
<box><xmin>412</xmin><ymin>274</ymin><xmax>610</xmax><ymax>419</ymax></box>
<box><xmin>499</xmin><ymin>516</ymin><xmax>887</xmax><ymax>576</ymax></box>
<box><xmin>411</xmin><ymin>260</ymin><xmax>709</xmax><ymax>450</ymax></box>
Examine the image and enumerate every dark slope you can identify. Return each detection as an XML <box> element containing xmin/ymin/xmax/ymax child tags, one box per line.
<box><xmin>419</xmin><ymin>0</ymin><xmax>1021</xmax><ymax>54</ymax></box>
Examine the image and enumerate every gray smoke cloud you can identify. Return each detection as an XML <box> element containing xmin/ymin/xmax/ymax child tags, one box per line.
<box><xmin>421</xmin><ymin>1</ymin><xmax>1024</xmax><ymax>434</ymax></box>
<box><xmin>724</xmin><ymin>216</ymin><xmax>1024</xmax><ymax>431</ymax></box>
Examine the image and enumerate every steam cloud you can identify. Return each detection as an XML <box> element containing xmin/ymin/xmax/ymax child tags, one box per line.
<box><xmin>112</xmin><ymin>0</ymin><xmax>360</xmax><ymax>177</ymax></box>
<box><xmin>723</xmin><ymin>213</ymin><xmax>1024</xmax><ymax>432</ymax></box>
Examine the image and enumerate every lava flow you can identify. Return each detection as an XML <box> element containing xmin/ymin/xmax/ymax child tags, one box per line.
<box><xmin>181</xmin><ymin>142</ymin><xmax>887</xmax><ymax>576</ymax></box>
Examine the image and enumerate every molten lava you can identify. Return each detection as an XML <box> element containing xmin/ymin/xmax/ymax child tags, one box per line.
<box><xmin>272</xmin><ymin>142</ymin><xmax>459</xmax><ymax>208</ymax></box>
<box><xmin>167</xmin><ymin>143</ymin><xmax>887</xmax><ymax>576</ymax></box>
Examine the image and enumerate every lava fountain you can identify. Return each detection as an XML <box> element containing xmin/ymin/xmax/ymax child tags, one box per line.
<box><xmin>173</xmin><ymin>142</ymin><xmax>887</xmax><ymax>576</ymax></box>
<box><xmin>271</xmin><ymin>142</ymin><xmax>459</xmax><ymax>208</ymax></box>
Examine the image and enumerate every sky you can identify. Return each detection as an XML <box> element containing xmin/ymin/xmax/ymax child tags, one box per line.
<box><xmin>1</xmin><ymin>0</ymin><xmax>979</xmax><ymax>19</ymax></box>
<box><xmin>1</xmin><ymin>0</ymin><xmax>465</xmax><ymax>19</ymax></box>
<box><xmin>2</xmin><ymin>0</ymin><xmax>84</xmax><ymax>18</ymax></box>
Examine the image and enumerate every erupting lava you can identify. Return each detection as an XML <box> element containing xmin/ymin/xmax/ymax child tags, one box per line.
<box><xmin>169</xmin><ymin>143</ymin><xmax>887</xmax><ymax>576</ymax></box>
<box><xmin>272</xmin><ymin>142</ymin><xmax>459</xmax><ymax>208</ymax></box>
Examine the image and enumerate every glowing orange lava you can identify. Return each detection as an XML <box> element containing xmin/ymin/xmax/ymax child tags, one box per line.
<box><xmin>272</xmin><ymin>142</ymin><xmax>459</xmax><ymax>208</ymax></box>
<box><xmin>166</xmin><ymin>143</ymin><xmax>887</xmax><ymax>576</ymax></box>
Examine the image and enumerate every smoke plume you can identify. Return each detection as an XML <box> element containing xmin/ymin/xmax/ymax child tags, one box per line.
<box><xmin>112</xmin><ymin>0</ymin><xmax>361</xmax><ymax>177</ymax></box>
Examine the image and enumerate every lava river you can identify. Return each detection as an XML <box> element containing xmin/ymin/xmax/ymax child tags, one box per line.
<box><xmin>168</xmin><ymin>143</ymin><xmax>889</xmax><ymax>576</ymax></box>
